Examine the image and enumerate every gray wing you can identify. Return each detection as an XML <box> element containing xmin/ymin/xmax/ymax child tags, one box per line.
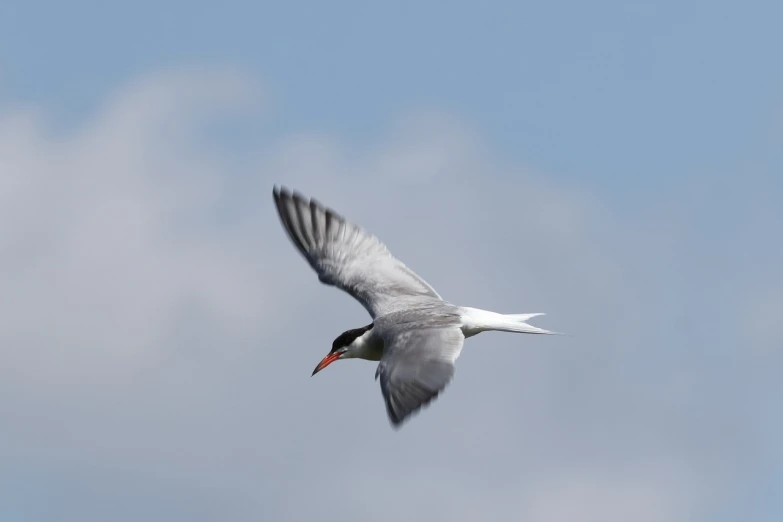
<box><xmin>375</xmin><ymin>327</ymin><xmax>465</xmax><ymax>427</ymax></box>
<box><xmin>273</xmin><ymin>186</ymin><xmax>442</xmax><ymax>318</ymax></box>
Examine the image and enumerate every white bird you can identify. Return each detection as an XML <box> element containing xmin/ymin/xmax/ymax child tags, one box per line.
<box><xmin>273</xmin><ymin>186</ymin><xmax>557</xmax><ymax>428</ymax></box>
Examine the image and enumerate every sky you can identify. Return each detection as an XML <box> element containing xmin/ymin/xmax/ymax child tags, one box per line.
<box><xmin>1</xmin><ymin>1</ymin><xmax>781</xmax><ymax>521</ymax></box>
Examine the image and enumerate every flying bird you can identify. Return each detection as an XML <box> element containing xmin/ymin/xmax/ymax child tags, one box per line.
<box><xmin>273</xmin><ymin>186</ymin><xmax>556</xmax><ymax>428</ymax></box>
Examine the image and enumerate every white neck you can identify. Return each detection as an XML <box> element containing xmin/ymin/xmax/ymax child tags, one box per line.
<box><xmin>346</xmin><ymin>329</ymin><xmax>382</xmax><ymax>361</ymax></box>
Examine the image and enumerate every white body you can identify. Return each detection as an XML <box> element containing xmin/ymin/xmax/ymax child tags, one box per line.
<box><xmin>349</xmin><ymin>306</ymin><xmax>552</xmax><ymax>360</ymax></box>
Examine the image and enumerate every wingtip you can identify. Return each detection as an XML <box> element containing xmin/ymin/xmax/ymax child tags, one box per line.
<box><xmin>274</xmin><ymin>186</ymin><xmax>309</xmax><ymax>209</ymax></box>
<box><xmin>388</xmin><ymin>415</ymin><xmax>406</xmax><ymax>430</ymax></box>
<box><xmin>291</xmin><ymin>190</ymin><xmax>308</xmax><ymax>205</ymax></box>
<box><xmin>272</xmin><ymin>186</ymin><xmax>335</xmax><ymax>217</ymax></box>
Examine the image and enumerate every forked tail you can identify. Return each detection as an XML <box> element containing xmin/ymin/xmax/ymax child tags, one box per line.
<box><xmin>460</xmin><ymin>307</ymin><xmax>559</xmax><ymax>337</ymax></box>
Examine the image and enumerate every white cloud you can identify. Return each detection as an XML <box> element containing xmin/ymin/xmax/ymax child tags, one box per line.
<box><xmin>0</xmin><ymin>68</ymin><xmax>777</xmax><ymax>521</ymax></box>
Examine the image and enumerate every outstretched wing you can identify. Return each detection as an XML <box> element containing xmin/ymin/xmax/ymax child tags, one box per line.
<box><xmin>375</xmin><ymin>326</ymin><xmax>465</xmax><ymax>427</ymax></box>
<box><xmin>273</xmin><ymin>186</ymin><xmax>442</xmax><ymax>318</ymax></box>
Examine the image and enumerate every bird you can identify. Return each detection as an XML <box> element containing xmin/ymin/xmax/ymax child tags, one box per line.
<box><xmin>272</xmin><ymin>186</ymin><xmax>557</xmax><ymax>428</ymax></box>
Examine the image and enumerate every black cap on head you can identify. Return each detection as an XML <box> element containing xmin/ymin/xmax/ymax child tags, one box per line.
<box><xmin>331</xmin><ymin>323</ymin><xmax>374</xmax><ymax>353</ymax></box>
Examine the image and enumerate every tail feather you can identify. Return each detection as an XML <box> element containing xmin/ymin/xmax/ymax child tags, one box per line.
<box><xmin>460</xmin><ymin>307</ymin><xmax>561</xmax><ymax>337</ymax></box>
<box><xmin>505</xmin><ymin>312</ymin><xmax>546</xmax><ymax>322</ymax></box>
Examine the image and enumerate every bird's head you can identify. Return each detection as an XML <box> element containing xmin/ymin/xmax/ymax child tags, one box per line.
<box><xmin>312</xmin><ymin>323</ymin><xmax>374</xmax><ymax>376</ymax></box>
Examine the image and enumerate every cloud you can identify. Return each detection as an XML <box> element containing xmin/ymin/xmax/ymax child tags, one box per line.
<box><xmin>0</xmin><ymin>68</ymin><xmax>777</xmax><ymax>521</ymax></box>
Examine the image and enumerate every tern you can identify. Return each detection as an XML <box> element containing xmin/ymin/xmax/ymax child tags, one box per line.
<box><xmin>273</xmin><ymin>186</ymin><xmax>556</xmax><ymax>428</ymax></box>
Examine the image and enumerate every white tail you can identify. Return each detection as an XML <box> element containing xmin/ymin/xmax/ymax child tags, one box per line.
<box><xmin>460</xmin><ymin>307</ymin><xmax>559</xmax><ymax>337</ymax></box>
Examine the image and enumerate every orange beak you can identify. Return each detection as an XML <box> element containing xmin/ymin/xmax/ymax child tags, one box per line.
<box><xmin>312</xmin><ymin>351</ymin><xmax>341</xmax><ymax>376</ymax></box>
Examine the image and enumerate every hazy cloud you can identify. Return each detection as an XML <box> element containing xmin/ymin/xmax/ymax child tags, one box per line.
<box><xmin>0</xmin><ymin>68</ymin><xmax>778</xmax><ymax>521</ymax></box>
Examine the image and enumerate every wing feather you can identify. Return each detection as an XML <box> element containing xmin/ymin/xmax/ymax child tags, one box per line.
<box><xmin>375</xmin><ymin>327</ymin><xmax>464</xmax><ymax>427</ymax></box>
<box><xmin>273</xmin><ymin>186</ymin><xmax>442</xmax><ymax>318</ymax></box>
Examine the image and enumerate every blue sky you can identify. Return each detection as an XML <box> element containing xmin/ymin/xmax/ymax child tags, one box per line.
<box><xmin>1</xmin><ymin>1</ymin><xmax>781</xmax><ymax>521</ymax></box>
<box><xmin>3</xmin><ymin>0</ymin><xmax>781</xmax><ymax>200</ymax></box>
